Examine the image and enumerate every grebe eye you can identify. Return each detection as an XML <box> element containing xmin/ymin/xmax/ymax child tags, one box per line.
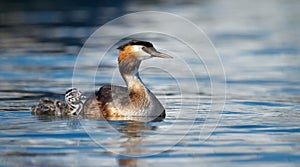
<box><xmin>40</xmin><ymin>105</ymin><xmax>49</xmax><ymax>111</ymax></box>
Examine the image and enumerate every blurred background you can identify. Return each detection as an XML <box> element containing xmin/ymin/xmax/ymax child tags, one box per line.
<box><xmin>0</xmin><ymin>0</ymin><xmax>299</xmax><ymax>97</ymax></box>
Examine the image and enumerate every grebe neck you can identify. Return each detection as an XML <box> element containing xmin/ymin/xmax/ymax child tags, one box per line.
<box><xmin>119</xmin><ymin>58</ymin><xmax>145</xmax><ymax>89</ymax></box>
<box><xmin>119</xmin><ymin>58</ymin><xmax>150</xmax><ymax>105</ymax></box>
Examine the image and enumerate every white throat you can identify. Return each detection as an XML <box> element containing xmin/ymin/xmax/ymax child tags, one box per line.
<box><xmin>132</xmin><ymin>45</ymin><xmax>151</xmax><ymax>60</ymax></box>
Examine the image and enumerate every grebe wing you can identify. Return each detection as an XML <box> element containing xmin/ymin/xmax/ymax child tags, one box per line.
<box><xmin>83</xmin><ymin>85</ymin><xmax>130</xmax><ymax>115</ymax></box>
<box><xmin>96</xmin><ymin>85</ymin><xmax>130</xmax><ymax>107</ymax></box>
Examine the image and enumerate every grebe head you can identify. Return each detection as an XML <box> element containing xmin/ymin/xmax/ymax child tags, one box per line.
<box><xmin>117</xmin><ymin>40</ymin><xmax>172</xmax><ymax>63</ymax></box>
<box><xmin>117</xmin><ymin>40</ymin><xmax>172</xmax><ymax>77</ymax></box>
<box><xmin>65</xmin><ymin>88</ymin><xmax>85</xmax><ymax>116</ymax></box>
<box><xmin>65</xmin><ymin>88</ymin><xmax>84</xmax><ymax>104</ymax></box>
<box><xmin>31</xmin><ymin>98</ymin><xmax>64</xmax><ymax>116</ymax></box>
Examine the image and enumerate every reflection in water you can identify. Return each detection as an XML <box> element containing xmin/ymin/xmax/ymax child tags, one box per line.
<box><xmin>30</xmin><ymin>114</ymin><xmax>159</xmax><ymax>166</ymax></box>
<box><xmin>89</xmin><ymin>119</ymin><xmax>160</xmax><ymax>166</ymax></box>
<box><xmin>115</xmin><ymin>121</ymin><xmax>156</xmax><ymax>166</ymax></box>
<box><xmin>35</xmin><ymin>114</ymin><xmax>161</xmax><ymax>166</ymax></box>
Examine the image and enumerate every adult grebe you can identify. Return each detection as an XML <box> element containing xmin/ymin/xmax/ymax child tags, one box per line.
<box><xmin>84</xmin><ymin>40</ymin><xmax>172</xmax><ymax>118</ymax></box>
<box><xmin>31</xmin><ymin>88</ymin><xmax>84</xmax><ymax>116</ymax></box>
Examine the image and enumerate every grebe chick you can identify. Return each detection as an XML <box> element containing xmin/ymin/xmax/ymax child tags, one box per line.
<box><xmin>31</xmin><ymin>88</ymin><xmax>84</xmax><ymax>116</ymax></box>
<box><xmin>65</xmin><ymin>88</ymin><xmax>85</xmax><ymax>116</ymax></box>
<box><xmin>84</xmin><ymin>40</ymin><xmax>172</xmax><ymax>118</ymax></box>
<box><xmin>31</xmin><ymin>98</ymin><xmax>65</xmax><ymax>116</ymax></box>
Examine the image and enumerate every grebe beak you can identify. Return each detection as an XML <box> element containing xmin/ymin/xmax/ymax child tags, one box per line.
<box><xmin>75</xmin><ymin>90</ymin><xmax>85</xmax><ymax>99</ymax></box>
<box><xmin>78</xmin><ymin>92</ymin><xmax>85</xmax><ymax>100</ymax></box>
<box><xmin>142</xmin><ymin>47</ymin><xmax>173</xmax><ymax>59</ymax></box>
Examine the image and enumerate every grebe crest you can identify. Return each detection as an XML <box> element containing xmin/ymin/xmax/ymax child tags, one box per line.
<box><xmin>84</xmin><ymin>40</ymin><xmax>172</xmax><ymax>119</ymax></box>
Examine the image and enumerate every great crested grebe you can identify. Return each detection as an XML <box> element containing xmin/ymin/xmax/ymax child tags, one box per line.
<box><xmin>84</xmin><ymin>40</ymin><xmax>172</xmax><ymax>118</ymax></box>
<box><xmin>31</xmin><ymin>88</ymin><xmax>84</xmax><ymax>116</ymax></box>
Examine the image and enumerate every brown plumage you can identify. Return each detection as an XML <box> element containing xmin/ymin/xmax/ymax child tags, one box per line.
<box><xmin>83</xmin><ymin>40</ymin><xmax>172</xmax><ymax>119</ymax></box>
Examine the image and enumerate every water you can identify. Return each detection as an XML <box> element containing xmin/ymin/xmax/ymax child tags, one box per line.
<box><xmin>0</xmin><ymin>0</ymin><xmax>300</xmax><ymax>166</ymax></box>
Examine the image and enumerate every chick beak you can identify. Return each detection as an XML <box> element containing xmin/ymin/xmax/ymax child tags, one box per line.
<box><xmin>79</xmin><ymin>93</ymin><xmax>86</xmax><ymax>100</ymax></box>
<box><xmin>75</xmin><ymin>91</ymin><xmax>85</xmax><ymax>100</ymax></box>
<box><xmin>81</xmin><ymin>95</ymin><xmax>86</xmax><ymax>99</ymax></box>
<box><xmin>142</xmin><ymin>47</ymin><xmax>173</xmax><ymax>59</ymax></box>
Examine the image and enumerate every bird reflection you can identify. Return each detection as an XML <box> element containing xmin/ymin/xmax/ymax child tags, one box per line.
<box><xmin>33</xmin><ymin>108</ymin><xmax>162</xmax><ymax>166</ymax></box>
<box><xmin>110</xmin><ymin>120</ymin><xmax>159</xmax><ymax>166</ymax></box>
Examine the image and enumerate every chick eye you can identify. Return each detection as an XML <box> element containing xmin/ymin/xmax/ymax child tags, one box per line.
<box><xmin>40</xmin><ymin>105</ymin><xmax>49</xmax><ymax>111</ymax></box>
